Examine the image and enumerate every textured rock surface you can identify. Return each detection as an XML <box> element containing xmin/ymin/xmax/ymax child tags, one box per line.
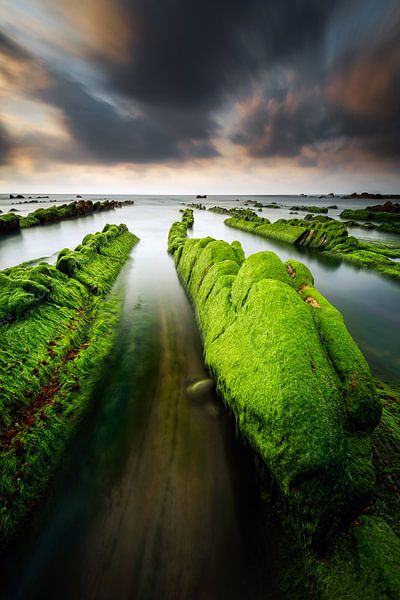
<box><xmin>168</xmin><ymin>210</ymin><xmax>381</xmax><ymax>544</ymax></box>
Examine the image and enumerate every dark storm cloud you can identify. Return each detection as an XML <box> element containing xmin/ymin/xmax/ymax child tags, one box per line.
<box><xmin>43</xmin><ymin>0</ymin><xmax>339</xmax><ymax>166</ymax></box>
<box><xmin>229</xmin><ymin>1</ymin><xmax>400</xmax><ymax>164</ymax></box>
<box><xmin>0</xmin><ymin>27</ymin><xmax>219</xmax><ymax>166</ymax></box>
<box><xmin>232</xmin><ymin>90</ymin><xmax>337</xmax><ymax>159</ymax></box>
<box><xmin>42</xmin><ymin>0</ymin><xmax>343</xmax><ymax>165</ymax></box>
<box><xmin>0</xmin><ymin>29</ymin><xmax>219</xmax><ymax>165</ymax></box>
<box><xmin>1</xmin><ymin>0</ymin><xmax>400</xmax><ymax>168</ymax></box>
<box><xmin>107</xmin><ymin>0</ymin><xmax>339</xmax><ymax>111</ymax></box>
<box><xmin>39</xmin><ymin>75</ymin><xmax>219</xmax><ymax>163</ymax></box>
<box><xmin>232</xmin><ymin>79</ymin><xmax>400</xmax><ymax>163</ymax></box>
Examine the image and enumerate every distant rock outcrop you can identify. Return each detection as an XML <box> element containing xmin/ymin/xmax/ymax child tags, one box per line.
<box><xmin>367</xmin><ymin>201</ymin><xmax>400</xmax><ymax>213</ymax></box>
<box><xmin>0</xmin><ymin>199</ymin><xmax>135</xmax><ymax>235</ymax></box>
<box><xmin>343</xmin><ymin>192</ymin><xmax>400</xmax><ymax>200</ymax></box>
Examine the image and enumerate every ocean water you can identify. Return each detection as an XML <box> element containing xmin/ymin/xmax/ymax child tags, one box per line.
<box><xmin>0</xmin><ymin>193</ymin><xmax>399</xmax><ymax>599</ymax></box>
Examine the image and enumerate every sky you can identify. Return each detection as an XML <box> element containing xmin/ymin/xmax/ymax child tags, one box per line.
<box><xmin>0</xmin><ymin>0</ymin><xmax>399</xmax><ymax>194</ymax></box>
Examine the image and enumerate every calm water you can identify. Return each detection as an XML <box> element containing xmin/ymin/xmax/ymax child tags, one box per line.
<box><xmin>0</xmin><ymin>195</ymin><xmax>399</xmax><ymax>599</ymax></box>
<box><xmin>0</xmin><ymin>198</ymin><xmax>308</xmax><ymax>600</ymax></box>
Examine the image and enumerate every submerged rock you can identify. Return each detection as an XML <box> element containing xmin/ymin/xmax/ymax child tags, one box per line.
<box><xmin>186</xmin><ymin>377</ymin><xmax>214</xmax><ymax>399</ymax></box>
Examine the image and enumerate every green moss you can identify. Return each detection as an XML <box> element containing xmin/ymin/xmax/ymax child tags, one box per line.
<box><xmin>168</xmin><ymin>212</ymin><xmax>380</xmax><ymax>546</ymax></box>
<box><xmin>340</xmin><ymin>208</ymin><xmax>400</xmax><ymax>223</ymax></box>
<box><xmin>226</xmin><ymin>216</ymin><xmax>307</xmax><ymax>244</ymax></box>
<box><xmin>345</xmin><ymin>221</ymin><xmax>400</xmax><ymax>235</ymax></box>
<box><xmin>19</xmin><ymin>215</ymin><xmax>40</xmax><ymax>228</ymax></box>
<box><xmin>377</xmin><ymin>222</ymin><xmax>400</xmax><ymax>234</ymax></box>
<box><xmin>0</xmin><ymin>213</ymin><xmax>20</xmax><ymax>233</ymax></box>
<box><xmin>167</xmin><ymin>208</ymin><xmax>194</xmax><ymax>254</ymax></box>
<box><xmin>340</xmin><ymin>209</ymin><xmax>370</xmax><ymax>220</ymax></box>
<box><xmin>0</xmin><ymin>199</ymin><xmax>134</xmax><ymax>237</ymax></box>
<box><xmin>208</xmin><ymin>206</ymin><xmax>233</xmax><ymax>215</ymax></box>
<box><xmin>0</xmin><ymin>224</ymin><xmax>138</xmax><ymax>542</ymax></box>
<box><xmin>315</xmin><ymin>516</ymin><xmax>400</xmax><ymax>599</ymax></box>
<box><xmin>372</xmin><ymin>381</ymin><xmax>400</xmax><ymax>537</ymax></box>
<box><xmin>225</xmin><ymin>212</ymin><xmax>400</xmax><ymax>281</ymax></box>
<box><xmin>290</xmin><ymin>205</ymin><xmax>329</xmax><ymax>213</ymax></box>
<box><xmin>284</xmin><ymin>259</ymin><xmax>314</xmax><ymax>289</ymax></box>
<box><xmin>186</xmin><ymin>202</ymin><xmax>206</xmax><ymax>210</ymax></box>
<box><xmin>168</xmin><ymin>211</ymin><xmax>400</xmax><ymax>596</ymax></box>
<box><xmin>230</xmin><ymin>251</ymin><xmax>289</xmax><ymax>309</ymax></box>
<box><xmin>182</xmin><ymin>208</ymin><xmax>194</xmax><ymax>228</ymax></box>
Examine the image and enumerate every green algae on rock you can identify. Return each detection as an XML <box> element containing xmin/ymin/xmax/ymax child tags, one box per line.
<box><xmin>340</xmin><ymin>202</ymin><xmax>400</xmax><ymax>224</ymax></box>
<box><xmin>168</xmin><ymin>210</ymin><xmax>381</xmax><ymax>545</ymax></box>
<box><xmin>289</xmin><ymin>205</ymin><xmax>329</xmax><ymax>213</ymax></box>
<box><xmin>372</xmin><ymin>380</ymin><xmax>400</xmax><ymax>539</ymax></box>
<box><xmin>314</xmin><ymin>392</ymin><xmax>400</xmax><ymax>600</ymax></box>
<box><xmin>0</xmin><ymin>199</ymin><xmax>134</xmax><ymax>235</ymax></box>
<box><xmin>224</xmin><ymin>210</ymin><xmax>400</xmax><ymax>281</ymax></box>
<box><xmin>346</xmin><ymin>220</ymin><xmax>400</xmax><ymax>235</ymax></box>
<box><xmin>0</xmin><ymin>224</ymin><xmax>138</xmax><ymax>543</ymax></box>
<box><xmin>314</xmin><ymin>514</ymin><xmax>400</xmax><ymax>599</ymax></box>
<box><xmin>0</xmin><ymin>213</ymin><xmax>20</xmax><ymax>233</ymax></box>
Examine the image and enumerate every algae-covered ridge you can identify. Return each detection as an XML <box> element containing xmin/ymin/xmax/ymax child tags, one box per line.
<box><xmin>341</xmin><ymin>204</ymin><xmax>400</xmax><ymax>235</ymax></box>
<box><xmin>0</xmin><ymin>199</ymin><xmax>134</xmax><ymax>235</ymax></box>
<box><xmin>168</xmin><ymin>210</ymin><xmax>400</xmax><ymax>597</ymax></box>
<box><xmin>0</xmin><ymin>223</ymin><xmax>138</xmax><ymax>543</ymax></box>
<box><xmin>340</xmin><ymin>205</ymin><xmax>400</xmax><ymax>224</ymax></box>
<box><xmin>169</xmin><ymin>210</ymin><xmax>381</xmax><ymax>543</ymax></box>
<box><xmin>314</xmin><ymin>381</ymin><xmax>400</xmax><ymax>599</ymax></box>
<box><xmin>223</xmin><ymin>210</ymin><xmax>400</xmax><ymax>281</ymax></box>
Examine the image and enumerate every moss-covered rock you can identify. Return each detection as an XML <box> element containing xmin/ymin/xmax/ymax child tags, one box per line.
<box><xmin>0</xmin><ymin>199</ymin><xmax>134</xmax><ymax>237</ymax></box>
<box><xmin>315</xmin><ymin>516</ymin><xmax>400</xmax><ymax>599</ymax></box>
<box><xmin>0</xmin><ymin>213</ymin><xmax>20</xmax><ymax>233</ymax></box>
<box><xmin>224</xmin><ymin>212</ymin><xmax>400</xmax><ymax>281</ymax></box>
<box><xmin>340</xmin><ymin>208</ymin><xmax>400</xmax><ymax>223</ymax></box>
<box><xmin>168</xmin><ymin>212</ymin><xmax>381</xmax><ymax>546</ymax></box>
<box><xmin>0</xmin><ymin>224</ymin><xmax>138</xmax><ymax>543</ymax></box>
<box><xmin>290</xmin><ymin>205</ymin><xmax>329</xmax><ymax>213</ymax></box>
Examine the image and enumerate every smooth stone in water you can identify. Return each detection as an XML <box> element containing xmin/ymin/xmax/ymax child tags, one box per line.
<box><xmin>186</xmin><ymin>377</ymin><xmax>214</xmax><ymax>399</ymax></box>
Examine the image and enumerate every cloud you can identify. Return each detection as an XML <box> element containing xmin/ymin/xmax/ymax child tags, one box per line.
<box><xmin>0</xmin><ymin>122</ymin><xmax>13</xmax><ymax>165</ymax></box>
<box><xmin>41</xmin><ymin>0</ymin><xmax>133</xmax><ymax>64</ymax></box>
<box><xmin>17</xmin><ymin>0</ymin><xmax>343</xmax><ymax>155</ymax></box>
<box><xmin>0</xmin><ymin>31</ymin><xmax>52</xmax><ymax>166</ymax></box>
<box><xmin>232</xmin><ymin>88</ymin><xmax>336</xmax><ymax>159</ymax></box>
<box><xmin>38</xmin><ymin>75</ymin><xmax>219</xmax><ymax>164</ymax></box>
<box><xmin>101</xmin><ymin>0</ymin><xmax>341</xmax><ymax>118</ymax></box>
<box><xmin>231</xmin><ymin>2</ymin><xmax>400</xmax><ymax>167</ymax></box>
<box><xmin>0</xmin><ymin>0</ymin><xmax>399</xmax><ymax>176</ymax></box>
<box><xmin>0</xmin><ymin>30</ymin><xmax>31</xmax><ymax>61</ymax></box>
<box><xmin>0</xmin><ymin>30</ymin><xmax>49</xmax><ymax>93</ymax></box>
<box><xmin>0</xmin><ymin>29</ymin><xmax>219</xmax><ymax>165</ymax></box>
